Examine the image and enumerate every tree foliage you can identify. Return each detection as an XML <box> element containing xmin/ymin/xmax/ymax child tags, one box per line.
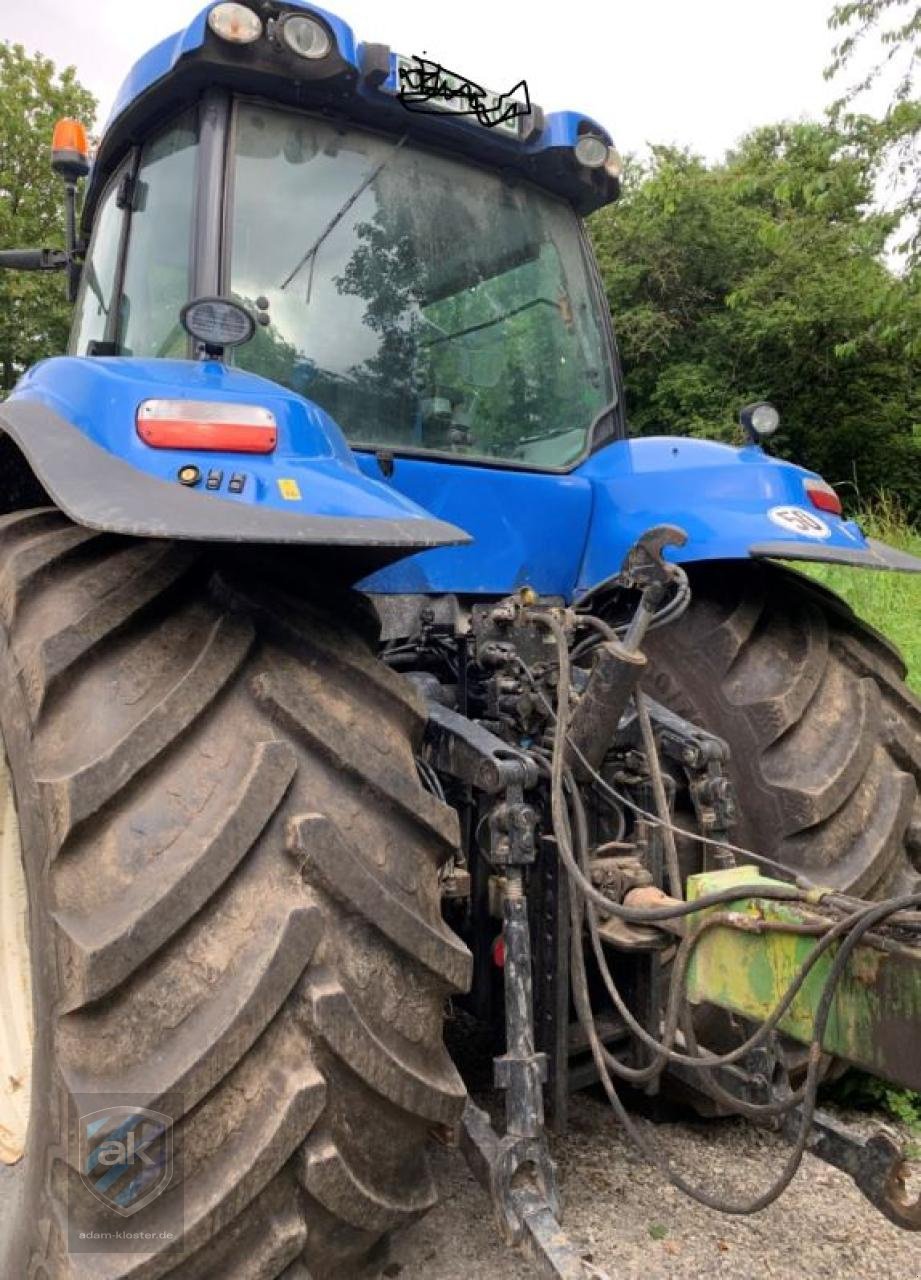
<box><xmin>827</xmin><ymin>0</ymin><xmax>920</xmax><ymax>261</ymax></box>
<box><xmin>589</xmin><ymin>121</ymin><xmax>921</xmax><ymax>517</ymax></box>
<box><xmin>0</xmin><ymin>43</ymin><xmax>96</xmax><ymax>393</ymax></box>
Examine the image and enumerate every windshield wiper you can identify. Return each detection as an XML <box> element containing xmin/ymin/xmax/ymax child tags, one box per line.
<box><xmin>279</xmin><ymin>134</ymin><xmax>408</xmax><ymax>293</ymax></box>
<box><xmin>421</xmin><ymin>297</ymin><xmax>556</xmax><ymax>348</ymax></box>
<box><xmin>84</xmin><ymin>256</ymin><xmax>107</xmax><ymax>314</ymax></box>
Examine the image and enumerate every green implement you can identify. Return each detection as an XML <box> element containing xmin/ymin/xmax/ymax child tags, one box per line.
<box><xmin>685</xmin><ymin>866</ymin><xmax>921</xmax><ymax>1094</ymax></box>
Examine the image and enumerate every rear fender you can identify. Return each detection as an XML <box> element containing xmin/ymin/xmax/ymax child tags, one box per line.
<box><xmin>1</xmin><ymin>357</ymin><xmax>469</xmax><ymax>575</ymax></box>
<box><xmin>575</xmin><ymin>436</ymin><xmax>921</xmax><ymax>600</ymax></box>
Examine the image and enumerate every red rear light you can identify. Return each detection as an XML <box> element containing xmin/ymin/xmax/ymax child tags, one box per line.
<box><xmin>491</xmin><ymin>934</ymin><xmax>506</xmax><ymax>968</ymax></box>
<box><xmin>804</xmin><ymin>478</ymin><xmax>842</xmax><ymax>516</ymax></box>
<box><xmin>137</xmin><ymin>400</ymin><xmax>277</xmax><ymax>454</ymax></box>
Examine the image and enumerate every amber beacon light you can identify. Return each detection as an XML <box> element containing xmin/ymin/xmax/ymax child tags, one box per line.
<box><xmin>51</xmin><ymin>119</ymin><xmax>90</xmax><ymax>182</ymax></box>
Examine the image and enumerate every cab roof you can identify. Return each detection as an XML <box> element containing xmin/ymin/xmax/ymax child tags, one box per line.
<box><xmin>87</xmin><ymin>1</ymin><xmax>619</xmax><ymax>222</ymax></box>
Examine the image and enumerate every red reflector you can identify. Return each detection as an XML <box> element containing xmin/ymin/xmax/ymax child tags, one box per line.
<box><xmin>137</xmin><ymin>400</ymin><xmax>277</xmax><ymax>454</ymax></box>
<box><xmin>138</xmin><ymin>419</ymin><xmax>276</xmax><ymax>453</ymax></box>
<box><xmin>491</xmin><ymin>935</ymin><xmax>506</xmax><ymax>969</ymax></box>
<box><xmin>804</xmin><ymin>479</ymin><xmax>842</xmax><ymax>516</ymax></box>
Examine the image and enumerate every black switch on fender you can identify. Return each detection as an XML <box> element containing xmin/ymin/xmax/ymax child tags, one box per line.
<box><xmin>229</xmin><ymin>473</ymin><xmax>246</xmax><ymax>494</ymax></box>
<box><xmin>206</xmin><ymin>469</ymin><xmax>223</xmax><ymax>490</ymax></box>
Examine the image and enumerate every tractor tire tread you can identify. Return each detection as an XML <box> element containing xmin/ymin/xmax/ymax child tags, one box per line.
<box><xmin>0</xmin><ymin>510</ymin><xmax>469</xmax><ymax>1280</ymax></box>
<box><xmin>644</xmin><ymin>560</ymin><xmax>920</xmax><ymax>896</ymax></box>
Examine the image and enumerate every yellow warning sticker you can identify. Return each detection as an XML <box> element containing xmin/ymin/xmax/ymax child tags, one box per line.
<box><xmin>278</xmin><ymin>477</ymin><xmax>302</xmax><ymax>501</ymax></box>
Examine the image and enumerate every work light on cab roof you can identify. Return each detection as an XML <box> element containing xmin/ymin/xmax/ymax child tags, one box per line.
<box><xmin>280</xmin><ymin>13</ymin><xmax>332</xmax><ymax>58</ymax></box>
<box><xmin>207</xmin><ymin>2</ymin><xmax>262</xmax><ymax>42</ymax></box>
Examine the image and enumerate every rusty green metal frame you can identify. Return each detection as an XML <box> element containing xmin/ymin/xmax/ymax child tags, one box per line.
<box><xmin>685</xmin><ymin>867</ymin><xmax>921</xmax><ymax>1094</ymax></box>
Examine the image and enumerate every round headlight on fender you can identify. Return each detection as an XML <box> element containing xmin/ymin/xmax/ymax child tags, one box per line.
<box><xmin>739</xmin><ymin>401</ymin><xmax>781</xmax><ymax>444</ymax></box>
<box><xmin>207</xmin><ymin>3</ymin><xmax>263</xmax><ymax>44</ymax></box>
<box><xmin>281</xmin><ymin>14</ymin><xmax>332</xmax><ymax>60</ymax></box>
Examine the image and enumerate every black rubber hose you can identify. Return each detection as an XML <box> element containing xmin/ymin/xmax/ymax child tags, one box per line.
<box><xmin>571</xmin><ymin>863</ymin><xmax>921</xmax><ymax>1213</ymax></box>
<box><xmin>568</xmin><ymin>774</ymin><xmax>861</xmax><ymax>1110</ymax></box>
<box><xmin>536</xmin><ymin>607</ymin><xmax>921</xmax><ymax>1209</ymax></box>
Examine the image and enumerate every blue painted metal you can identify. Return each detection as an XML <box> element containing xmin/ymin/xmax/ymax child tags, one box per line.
<box><xmin>105</xmin><ymin>2</ymin><xmax>357</xmax><ymax>135</ymax></box>
<box><xmin>572</xmin><ymin>436</ymin><xmax>876</xmax><ymax>595</ymax></box>
<box><xmin>357</xmin><ymin>436</ymin><xmax>887</xmax><ymax>599</ymax></box>
<box><xmin>11</xmin><ymin>6</ymin><xmax>916</xmax><ymax>589</ymax></box>
<box><xmin>93</xmin><ymin>4</ymin><xmax>616</xmax><ymax>215</ymax></box>
<box><xmin>7</xmin><ymin>358</ymin><xmax>912</xmax><ymax>592</ymax></box>
<box><xmin>9</xmin><ymin>356</ymin><xmax>453</xmax><ymax>528</ymax></box>
<box><xmin>354</xmin><ymin>453</ymin><xmax>593</xmax><ymax>597</ymax></box>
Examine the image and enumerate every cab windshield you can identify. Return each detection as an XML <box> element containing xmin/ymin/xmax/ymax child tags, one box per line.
<box><xmin>229</xmin><ymin>102</ymin><xmax>615</xmax><ymax>468</ymax></box>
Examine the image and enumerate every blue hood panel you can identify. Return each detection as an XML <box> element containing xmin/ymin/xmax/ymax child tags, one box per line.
<box><xmin>355</xmin><ymin>453</ymin><xmax>593</xmax><ymax>596</ymax></box>
<box><xmin>357</xmin><ymin>436</ymin><xmax>918</xmax><ymax>598</ymax></box>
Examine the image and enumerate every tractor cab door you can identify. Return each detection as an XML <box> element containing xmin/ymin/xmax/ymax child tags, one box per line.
<box><xmin>70</xmin><ymin>111</ymin><xmax>198</xmax><ymax>361</ymax></box>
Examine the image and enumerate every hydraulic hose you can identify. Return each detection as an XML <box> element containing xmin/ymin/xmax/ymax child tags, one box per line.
<box><xmin>530</xmin><ymin>607</ymin><xmax>921</xmax><ymax>1212</ymax></box>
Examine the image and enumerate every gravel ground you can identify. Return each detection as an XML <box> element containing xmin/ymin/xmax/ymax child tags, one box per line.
<box><xmin>382</xmin><ymin>1092</ymin><xmax>920</xmax><ymax>1280</ymax></box>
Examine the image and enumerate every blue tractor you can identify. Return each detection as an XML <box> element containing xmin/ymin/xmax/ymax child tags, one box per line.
<box><xmin>1</xmin><ymin>5</ymin><xmax>920</xmax><ymax>1276</ymax></box>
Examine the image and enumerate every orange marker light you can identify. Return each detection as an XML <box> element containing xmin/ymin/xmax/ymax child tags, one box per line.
<box><xmin>52</xmin><ymin>119</ymin><xmax>90</xmax><ymax>181</ymax></box>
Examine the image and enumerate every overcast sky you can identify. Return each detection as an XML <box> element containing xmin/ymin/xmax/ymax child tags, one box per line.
<box><xmin>4</xmin><ymin>0</ymin><xmax>841</xmax><ymax>160</ymax></box>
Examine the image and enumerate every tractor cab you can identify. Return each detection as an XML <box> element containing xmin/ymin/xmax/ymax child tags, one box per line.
<box><xmin>70</xmin><ymin>2</ymin><xmax>624</xmax><ymax>471</ymax></box>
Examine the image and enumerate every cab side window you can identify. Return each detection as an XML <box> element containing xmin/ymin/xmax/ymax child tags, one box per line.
<box><xmin>119</xmin><ymin>112</ymin><xmax>198</xmax><ymax>358</ymax></box>
<box><xmin>69</xmin><ymin>175</ymin><xmax>124</xmax><ymax>355</ymax></box>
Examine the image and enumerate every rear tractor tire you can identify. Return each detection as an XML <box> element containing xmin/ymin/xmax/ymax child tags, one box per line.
<box><xmin>0</xmin><ymin>508</ymin><xmax>471</xmax><ymax>1279</ymax></box>
<box><xmin>644</xmin><ymin>559</ymin><xmax>921</xmax><ymax>897</ymax></box>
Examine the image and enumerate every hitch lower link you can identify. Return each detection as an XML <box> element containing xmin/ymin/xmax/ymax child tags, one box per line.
<box><xmin>424</xmin><ymin>702</ymin><xmax>597</xmax><ymax>1277</ymax></box>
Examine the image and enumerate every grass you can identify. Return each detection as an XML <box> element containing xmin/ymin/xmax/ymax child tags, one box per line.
<box><xmin>796</xmin><ymin>493</ymin><xmax>921</xmax><ymax>1137</ymax></box>
<box><xmin>826</xmin><ymin>1071</ymin><xmax>921</xmax><ymax>1150</ymax></box>
<box><xmin>797</xmin><ymin>493</ymin><xmax>921</xmax><ymax>693</ymax></box>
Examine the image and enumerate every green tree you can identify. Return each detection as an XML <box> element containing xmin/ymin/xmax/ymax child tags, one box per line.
<box><xmin>0</xmin><ymin>43</ymin><xmax>96</xmax><ymax>393</ymax></box>
<box><xmin>826</xmin><ymin>0</ymin><xmax>920</xmax><ymax>262</ymax></box>
<box><xmin>589</xmin><ymin>121</ymin><xmax>921</xmax><ymax>516</ymax></box>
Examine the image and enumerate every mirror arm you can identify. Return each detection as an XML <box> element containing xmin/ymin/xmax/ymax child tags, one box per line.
<box><xmin>0</xmin><ymin>248</ymin><xmax>69</xmax><ymax>272</ymax></box>
<box><xmin>0</xmin><ymin>184</ymin><xmax>84</xmax><ymax>299</ymax></box>
<box><xmin>63</xmin><ymin>181</ymin><xmax>82</xmax><ymax>303</ymax></box>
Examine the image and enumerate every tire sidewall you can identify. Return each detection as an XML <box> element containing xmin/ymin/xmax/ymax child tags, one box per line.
<box><xmin>0</xmin><ymin>627</ymin><xmax>59</xmax><ymax>1277</ymax></box>
<box><xmin>643</xmin><ymin>640</ymin><xmax>784</xmax><ymax>860</ymax></box>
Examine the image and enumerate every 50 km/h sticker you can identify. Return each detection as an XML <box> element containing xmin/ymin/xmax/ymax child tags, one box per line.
<box><xmin>767</xmin><ymin>506</ymin><xmax>832</xmax><ymax>540</ymax></box>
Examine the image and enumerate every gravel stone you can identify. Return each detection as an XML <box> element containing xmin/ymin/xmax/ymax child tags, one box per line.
<box><xmin>383</xmin><ymin>1093</ymin><xmax>921</xmax><ymax>1280</ymax></box>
